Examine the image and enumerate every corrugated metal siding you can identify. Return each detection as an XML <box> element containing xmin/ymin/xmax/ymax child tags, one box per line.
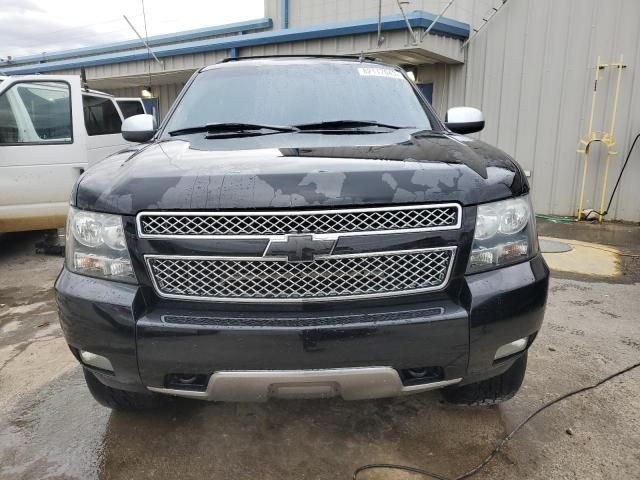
<box><xmin>52</xmin><ymin>50</ymin><xmax>228</xmax><ymax>80</ymax></box>
<box><xmin>443</xmin><ymin>0</ymin><xmax>640</xmax><ymax>221</ymax></box>
<box><xmin>157</xmin><ymin>83</ymin><xmax>186</xmax><ymax>118</ymax></box>
<box><xmin>267</xmin><ymin>0</ymin><xmax>496</xmax><ymax>30</ymax></box>
<box><xmin>236</xmin><ymin>28</ymin><xmax>463</xmax><ymax>62</ymax></box>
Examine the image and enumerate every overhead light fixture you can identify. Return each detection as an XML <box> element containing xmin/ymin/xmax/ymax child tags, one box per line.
<box><xmin>141</xmin><ymin>87</ymin><xmax>153</xmax><ymax>98</ymax></box>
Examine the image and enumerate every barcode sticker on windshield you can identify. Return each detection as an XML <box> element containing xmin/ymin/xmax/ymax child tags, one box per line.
<box><xmin>357</xmin><ymin>67</ymin><xmax>403</xmax><ymax>79</ymax></box>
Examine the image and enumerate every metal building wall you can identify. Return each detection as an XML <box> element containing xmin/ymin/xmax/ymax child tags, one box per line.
<box><xmin>52</xmin><ymin>49</ymin><xmax>228</xmax><ymax>83</ymax></box>
<box><xmin>265</xmin><ymin>0</ymin><xmax>496</xmax><ymax>30</ymax></box>
<box><xmin>235</xmin><ymin>28</ymin><xmax>464</xmax><ymax>63</ymax></box>
<box><xmin>442</xmin><ymin>0</ymin><xmax>640</xmax><ymax>221</ymax></box>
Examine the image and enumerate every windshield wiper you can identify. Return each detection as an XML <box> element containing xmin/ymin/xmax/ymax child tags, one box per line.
<box><xmin>168</xmin><ymin>122</ymin><xmax>299</xmax><ymax>137</ymax></box>
<box><xmin>168</xmin><ymin>120</ymin><xmax>411</xmax><ymax>137</ymax></box>
<box><xmin>294</xmin><ymin>120</ymin><xmax>411</xmax><ymax>132</ymax></box>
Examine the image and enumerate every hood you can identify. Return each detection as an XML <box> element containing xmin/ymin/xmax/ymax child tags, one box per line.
<box><xmin>75</xmin><ymin>130</ymin><xmax>528</xmax><ymax>215</ymax></box>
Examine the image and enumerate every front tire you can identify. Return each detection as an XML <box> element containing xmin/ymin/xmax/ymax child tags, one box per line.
<box><xmin>441</xmin><ymin>352</ymin><xmax>528</xmax><ymax>406</ymax></box>
<box><xmin>83</xmin><ymin>369</ymin><xmax>164</xmax><ymax>410</ymax></box>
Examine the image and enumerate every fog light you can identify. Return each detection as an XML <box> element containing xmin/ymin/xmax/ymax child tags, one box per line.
<box><xmin>80</xmin><ymin>350</ymin><xmax>114</xmax><ymax>372</ymax></box>
<box><xmin>494</xmin><ymin>337</ymin><xmax>528</xmax><ymax>360</ymax></box>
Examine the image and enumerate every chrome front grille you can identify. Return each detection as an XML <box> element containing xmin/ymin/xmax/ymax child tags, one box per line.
<box><xmin>137</xmin><ymin>204</ymin><xmax>460</xmax><ymax>238</ymax></box>
<box><xmin>146</xmin><ymin>248</ymin><xmax>455</xmax><ymax>303</ymax></box>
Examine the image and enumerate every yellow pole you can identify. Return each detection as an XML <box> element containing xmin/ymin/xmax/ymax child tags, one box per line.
<box><xmin>597</xmin><ymin>55</ymin><xmax>624</xmax><ymax>223</ymax></box>
<box><xmin>598</xmin><ymin>153</ymin><xmax>611</xmax><ymax>223</ymax></box>
<box><xmin>587</xmin><ymin>57</ymin><xmax>601</xmax><ymax>135</ymax></box>
<box><xmin>577</xmin><ymin>59</ymin><xmax>600</xmax><ymax>221</ymax></box>
<box><xmin>577</xmin><ymin>151</ymin><xmax>589</xmax><ymax>220</ymax></box>
<box><xmin>609</xmin><ymin>54</ymin><xmax>624</xmax><ymax>136</ymax></box>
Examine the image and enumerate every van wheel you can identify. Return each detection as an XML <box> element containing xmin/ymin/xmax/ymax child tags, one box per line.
<box><xmin>441</xmin><ymin>352</ymin><xmax>528</xmax><ymax>406</ymax></box>
<box><xmin>83</xmin><ymin>369</ymin><xmax>163</xmax><ymax>410</ymax></box>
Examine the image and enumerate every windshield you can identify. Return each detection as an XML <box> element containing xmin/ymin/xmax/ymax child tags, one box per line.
<box><xmin>117</xmin><ymin>100</ymin><xmax>145</xmax><ymax>119</ymax></box>
<box><xmin>164</xmin><ymin>61</ymin><xmax>436</xmax><ymax>135</ymax></box>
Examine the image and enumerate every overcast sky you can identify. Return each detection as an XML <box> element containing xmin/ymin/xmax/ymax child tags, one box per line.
<box><xmin>0</xmin><ymin>0</ymin><xmax>264</xmax><ymax>59</ymax></box>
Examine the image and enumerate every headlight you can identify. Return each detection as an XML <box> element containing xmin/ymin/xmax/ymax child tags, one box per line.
<box><xmin>66</xmin><ymin>207</ymin><xmax>136</xmax><ymax>283</ymax></box>
<box><xmin>466</xmin><ymin>195</ymin><xmax>538</xmax><ymax>274</ymax></box>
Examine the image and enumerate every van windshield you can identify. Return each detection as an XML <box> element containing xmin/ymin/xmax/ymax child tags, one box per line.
<box><xmin>117</xmin><ymin>100</ymin><xmax>145</xmax><ymax>119</ymax></box>
<box><xmin>164</xmin><ymin>62</ymin><xmax>435</xmax><ymax>135</ymax></box>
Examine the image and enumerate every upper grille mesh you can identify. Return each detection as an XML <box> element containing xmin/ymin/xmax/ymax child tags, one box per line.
<box><xmin>138</xmin><ymin>205</ymin><xmax>459</xmax><ymax>237</ymax></box>
<box><xmin>148</xmin><ymin>249</ymin><xmax>453</xmax><ymax>302</ymax></box>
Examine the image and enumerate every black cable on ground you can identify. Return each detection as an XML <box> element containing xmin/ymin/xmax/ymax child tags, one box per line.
<box><xmin>588</xmin><ymin>132</ymin><xmax>640</xmax><ymax>218</ymax></box>
<box><xmin>353</xmin><ymin>361</ymin><xmax>640</xmax><ymax>480</ymax></box>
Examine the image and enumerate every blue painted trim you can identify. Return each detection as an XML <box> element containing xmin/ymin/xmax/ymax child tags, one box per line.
<box><xmin>0</xmin><ymin>18</ymin><xmax>272</xmax><ymax>67</ymax></box>
<box><xmin>282</xmin><ymin>0</ymin><xmax>289</xmax><ymax>29</ymax></box>
<box><xmin>2</xmin><ymin>11</ymin><xmax>469</xmax><ymax>75</ymax></box>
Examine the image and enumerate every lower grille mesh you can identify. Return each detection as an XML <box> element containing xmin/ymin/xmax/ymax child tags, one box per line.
<box><xmin>147</xmin><ymin>249</ymin><xmax>454</xmax><ymax>302</ymax></box>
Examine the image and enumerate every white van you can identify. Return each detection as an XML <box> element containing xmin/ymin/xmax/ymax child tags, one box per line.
<box><xmin>0</xmin><ymin>75</ymin><xmax>136</xmax><ymax>233</ymax></box>
<box><xmin>116</xmin><ymin>97</ymin><xmax>146</xmax><ymax>119</ymax></box>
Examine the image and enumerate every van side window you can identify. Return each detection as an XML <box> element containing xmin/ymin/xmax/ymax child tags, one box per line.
<box><xmin>82</xmin><ymin>95</ymin><xmax>122</xmax><ymax>135</ymax></box>
<box><xmin>0</xmin><ymin>81</ymin><xmax>72</xmax><ymax>145</ymax></box>
<box><xmin>117</xmin><ymin>100</ymin><xmax>145</xmax><ymax>119</ymax></box>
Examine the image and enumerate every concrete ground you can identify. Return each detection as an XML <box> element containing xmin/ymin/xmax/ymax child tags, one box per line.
<box><xmin>1</xmin><ymin>221</ymin><xmax>639</xmax><ymax>480</ymax></box>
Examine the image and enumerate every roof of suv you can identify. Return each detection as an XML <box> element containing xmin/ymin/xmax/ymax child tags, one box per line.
<box><xmin>201</xmin><ymin>55</ymin><xmax>395</xmax><ymax>72</ymax></box>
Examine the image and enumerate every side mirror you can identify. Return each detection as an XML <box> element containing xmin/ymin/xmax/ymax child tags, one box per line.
<box><xmin>122</xmin><ymin>114</ymin><xmax>157</xmax><ymax>142</ymax></box>
<box><xmin>444</xmin><ymin>107</ymin><xmax>485</xmax><ymax>134</ymax></box>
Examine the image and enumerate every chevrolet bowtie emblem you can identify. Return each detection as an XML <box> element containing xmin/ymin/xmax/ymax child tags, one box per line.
<box><xmin>265</xmin><ymin>234</ymin><xmax>336</xmax><ymax>262</ymax></box>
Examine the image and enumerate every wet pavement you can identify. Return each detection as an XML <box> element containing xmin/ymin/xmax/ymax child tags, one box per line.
<box><xmin>1</xmin><ymin>228</ymin><xmax>639</xmax><ymax>480</ymax></box>
<box><xmin>537</xmin><ymin>218</ymin><xmax>640</xmax><ymax>283</ymax></box>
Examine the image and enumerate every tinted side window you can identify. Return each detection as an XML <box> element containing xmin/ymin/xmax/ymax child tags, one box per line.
<box><xmin>117</xmin><ymin>100</ymin><xmax>144</xmax><ymax>119</ymax></box>
<box><xmin>0</xmin><ymin>81</ymin><xmax>72</xmax><ymax>145</ymax></box>
<box><xmin>82</xmin><ymin>95</ymin><xmax>122</xmax><ymax>135</ymax></box>
<box><xmin>0</xmin><ymin>93</ymin><xmax>19</xmax><ymax>143</ymax></box>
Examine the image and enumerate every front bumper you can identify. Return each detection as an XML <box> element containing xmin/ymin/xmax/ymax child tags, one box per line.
<box><xmin>55</xmin><ymin>255</ymin><xmax>549</xmax><ymax>401</ymax></box>
<box><xmin>148</xmin><ymin>367</ymin><xmax>463</xmax><ymax>401</ymax></box>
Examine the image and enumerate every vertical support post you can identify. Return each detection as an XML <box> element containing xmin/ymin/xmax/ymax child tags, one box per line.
<box><xmin>608</xmin><ymin>54</ymin><xmax>624</xmax><ymax>138</ymax></box>
<box><xmin>598</xmin><ymin>153</ymin><xmax>612</xmax><ymax>223</ymax></box>
<box><xmin>597</xmin><ymin>54</ymin><xmax>624</xmax><ymax>223</ymax></box>
<box><xmin>282</xmin><ymin>0</ymin><xmax>289</xmax><ymax>29</ymax></box>
<box><xmin>587</xmin><ymin>56</ymin><xmax>600</xmax><ymax>135</ymax></box>
<box><xmin>577</xmin><ymin>152</ymin><xmax>589</xmax><ymax>221</ymax></box>
<box><xmin>576</xmin><ymin>58</ymin><xmax>600</xmax><ymax>222</ymax></box>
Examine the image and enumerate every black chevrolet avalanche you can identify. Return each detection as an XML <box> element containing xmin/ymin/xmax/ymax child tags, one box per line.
<box><xmin>55</xmin><ymin>57</ymin><xmax>549</xmax><ymax>410</ymax></box>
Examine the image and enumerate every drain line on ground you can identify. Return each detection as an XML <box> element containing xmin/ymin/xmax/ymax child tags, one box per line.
<box><xmin>353</xmin><ymin>361</ymin><xmax>640</xmax><ymax>480</ymax></box>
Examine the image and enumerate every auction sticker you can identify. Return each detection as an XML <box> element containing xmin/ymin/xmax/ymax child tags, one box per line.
<box><xmin>357</xmin><ymin>67</ymin><xmax>403</xmax><ymax>79</ymax></box>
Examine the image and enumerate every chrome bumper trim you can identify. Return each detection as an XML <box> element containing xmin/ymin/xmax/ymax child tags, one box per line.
<box><xmin>147</xmin><ymin>367</ymin><xmax>462</xmax><ymax>402</ymax></box>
